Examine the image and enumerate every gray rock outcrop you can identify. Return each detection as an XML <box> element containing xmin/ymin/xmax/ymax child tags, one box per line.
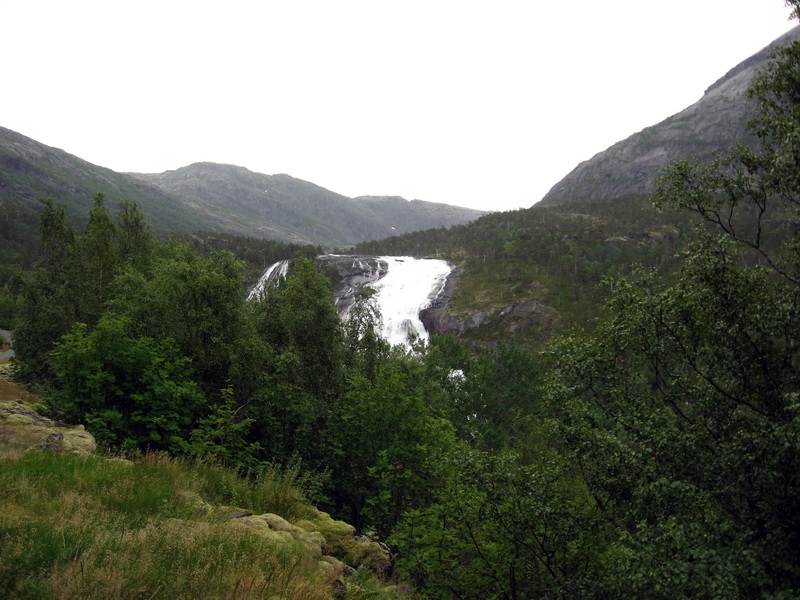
<box><xmin>539</xmin><ymin>26</ymin><xmax>800</xmax><ymax>206</ymax></box>
<box><xmin>315</xmin><ymin>254</ymin><xmax>389</xmax><ymax>312</ymax></box>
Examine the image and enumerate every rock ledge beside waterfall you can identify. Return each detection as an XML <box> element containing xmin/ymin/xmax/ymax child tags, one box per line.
<box><xmin>315</xmin><ymin>255</ymin><xmax>389</xmax><ymax>312</ymax></box>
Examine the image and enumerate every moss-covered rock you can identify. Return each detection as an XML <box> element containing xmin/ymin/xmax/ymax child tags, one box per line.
<box><xmin>0</xmin><ymin>400</ymin><xmax>96</xmax><ymax>454</ymax></box>
<box><xmin>305</xmin><ymin>508</ymin><xmax>393</xmax><ymax>575</ymax></box>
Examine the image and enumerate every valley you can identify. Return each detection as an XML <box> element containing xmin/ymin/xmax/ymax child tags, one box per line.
<box><xmin>2</xmin><ymin>17</ymin><xmax>800</xmax><ymax>599</ymax></box>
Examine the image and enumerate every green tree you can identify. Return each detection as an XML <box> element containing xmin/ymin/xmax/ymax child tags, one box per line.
<box><xmin>12</xmin><ymin>198</ymin><xmax>82</xmax><ymax>381</ymax></box>
<box><xmin>260</xmin><ymin>257</ymin><xmax>344</xmax><ymax>401</ymax></box>
<box><xmin>111</xmin><ymin>242</ymin><xmax>258</xmax><ymax>400</ymax></box>
<box><xmin>457</xmin><ymin>344</ymin><xmax>545</xmax><ymax>451</ymax></box>
<box><xmin>328</xmin><ymin>362</ymin><xmax>456</xmax><ymax>536</ymax></box>
<box><xmin>342</xmin><ymin>292</ymin><xmax>389</xmax><ymax>383</ymax></box>
<box><xmin>546</xmin><ymin>238</ymin><xmax>800</xmax><ymax>596</ymax></box>
<box><xmin>542</xmin><ymin>27</ymin><xmax>800</xmax><ymax>596</ymax></box>
<box><xmin>12</xmin><ymin>196</ymin><xmax>155</xmax><ymax>383</ymax></box>
<box><xmin>391</xmin><ymin>447</ymin><xmax>603</xmax><ymax>599</ymax></box>
<box><xmin>80</xmin><ymin>194</ymin><xmax>119</xmax><ymax>322</ymax></box>
<box><xmin>248</xmin><ymin>257</ymin><xmax>345</xmax><ymax>464</ymax></box>
<box><xmin>115</xmin><ymin>200</ymin><xmax>153</xmax><ymax>272</ymax></box>
<box><xmin>50</xmin><ymin>316</ymin><xmax>205</xmax><ymax>454</ymax></box>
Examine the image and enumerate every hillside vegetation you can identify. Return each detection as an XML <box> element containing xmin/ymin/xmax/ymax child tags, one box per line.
<box><xmin>1</xmin><ymin>8</ymin><xmax>800</xmax><ymax>598</ymax></box>
<box><xmin>357</xmin><ymin>195</ymin><xmax>703</xmax><ymax>345</ymax></box>
<box><xmin>0</xmin><ymin>378</ymin><xmax>401</xmax><ymax>599</ymax></box>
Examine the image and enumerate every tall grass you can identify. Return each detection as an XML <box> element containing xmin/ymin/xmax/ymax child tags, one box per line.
<box><xmin>0</xmin><ymin>448</ymin><xmax>404</xmax><ymax>599</ymax></box>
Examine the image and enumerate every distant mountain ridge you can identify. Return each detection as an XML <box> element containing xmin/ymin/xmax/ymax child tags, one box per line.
<box><xmin>539</xmin><ymin>25</ymin><xmax>800</xmax><ymax>206</ymax></box>
<box><xmin>0</xmin><ymin>126</ymin><xmax>212</xmax><ymax>235</ymax></box>
<box><xmin>0</xmin><ymin>127</ymin><xmax>485</xmax><ymax>247</ymax></box>
<box><xmin>131</xmin><ymin>163</ymin><xmax>485</xmax><ymax>246</ymax></box>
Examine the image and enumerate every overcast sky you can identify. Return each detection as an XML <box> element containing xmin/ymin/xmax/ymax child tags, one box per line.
<box><xmin>2</xmin><ymin>1</ymin><xmax>797</xmax><ymax>212</ymax></box>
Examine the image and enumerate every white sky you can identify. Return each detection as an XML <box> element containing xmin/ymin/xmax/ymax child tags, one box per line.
<box><xmin>2</xmin><ymin>1</ymin><xmax>797</xmax><ymax>212</ymax></box>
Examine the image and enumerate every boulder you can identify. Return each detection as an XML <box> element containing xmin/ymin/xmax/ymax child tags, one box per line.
<box><xmin>230</xmin><ymin>506</ymin><xmax>393</xmax><ymax>577</ymax></box>
<box><xmin>305</xmin><ymin>508</ymin><xmax>393</xmax><ymax>576</ymax></box>
<box><xmin>0</xmin><ymin>400</ymin><xmax>96</xmax><ymax>454</ymax></box>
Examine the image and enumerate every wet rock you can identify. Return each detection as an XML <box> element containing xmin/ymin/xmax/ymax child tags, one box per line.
<box><xmin>419</xmin><ymin>265</ymin><xmax>463</xmax><ymax>334</ymax></box>
<box><xmin>315</xmin><ymin>254</ymin><xmax>389</xmax><ymax>312</ymax></box>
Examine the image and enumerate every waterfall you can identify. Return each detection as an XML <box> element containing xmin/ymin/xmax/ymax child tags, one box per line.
<box><xmin>367</xmin><ymin>256</ymin><xmax>451</xmax><ymax>348</ymax></box>
<box><xmin>247</xmin><ymin>259</ymin><xmax>290</xmax><ymax>300</ymax></box>
<box><xmin>250</xmin><ymin>255</ymin><xmax>451</xmax><ymax>347</ymax></box>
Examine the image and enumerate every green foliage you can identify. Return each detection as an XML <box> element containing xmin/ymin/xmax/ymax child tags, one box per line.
<box><xmin>8</xmin><ymin>201</ymin><xmax>268</xmax><ymax>464</ymax></box>
<box><xmin>110</xmin><ymin>241</ymin><xmax>259</xmax><ymax>401</ymax></box>
<box><xmin>343</xmin><ymin>294</ymin><xmax>389</xmax><ymax>383</ymax></box>
<box><xmin>246</xmin><ymin>257</ymin><xmax>346</xmax><ymax>466</ymax></box>
<box><xmin>49</xmin><ymin>317</ymin><xmax>205</xmax><ymax>454</ymax></box>
<box><xmin>252</xmin><ymin>257</ymin><xmax>344</xmax><ymax>402</ymax></box>
<box><xmin>329</xmin><ymin>364</ymin><xmax>456</xmax><ymax>536</ymax></box>
<box><xmin>11</xmin><ymin>195</ymin><xmax>154</xmax><ymax>381</ymax></box>
<box><xmin>545</xmin><ymin>234</ymin><xmax>800</xmax><ymax>596</ymax></box>
<box><xmin>186</xmin><ymin>386</ymin><xmax>260</xmax><ymax>467</ymax></box>
<box><xmin>11</xmin><ymin>198</ymin><xmax>82</xmax><ymax>380</ymax></box>
<box><xmin>456</xmin><ymin>343</ymin><xmax>545</xmax><ymax>450</ymax></box>
<box><xmin>0</xmin><ymin>201</ymin><xmax>40</xmax><ymax>294</ymax></box>
<box><xmin>537</xmin><ymin>33</ymin><xmax>800</xmax><ymax>596</ymax></box>
<box><xmin>391</xmin><ymin>447</ymin><xmax>603</xmax><ymax>599</ymax></box>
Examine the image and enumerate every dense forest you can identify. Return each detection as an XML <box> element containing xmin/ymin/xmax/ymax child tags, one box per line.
<box><xmin>2</xmin><ymin>8</ymin><xmax>800</xmax><ymax>598</ymax></box>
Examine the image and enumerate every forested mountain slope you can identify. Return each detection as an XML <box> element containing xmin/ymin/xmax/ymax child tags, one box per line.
<box><xmin>356</xmin><ymin>195</ymin><xmax>702</xmax><ymax>346</ymax></box>
<box><xmin>0</xmin><ymin>127</ymin><xmax>485</xmax><ymax>248</ymax></box>
<box><xmin>0</xmin><ymin>126</ymin><xmax>212</xmax><ymax>235</ymax></box>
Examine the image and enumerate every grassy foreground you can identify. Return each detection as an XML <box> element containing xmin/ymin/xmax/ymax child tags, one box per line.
<box><xmin>0</xmin><ymin>384</ymin><xmax>407</xmax><ymax>599</ymax></box>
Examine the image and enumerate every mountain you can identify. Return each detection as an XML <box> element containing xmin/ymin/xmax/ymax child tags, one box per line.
<box><xmin>0</xmin><ymin>127</ymin><xmax>485</xmax><ymax>247</ymax></box>
<box><xmin>0</xmin><ymin>126</ymin><xmax>215</xmax><ymax>235</ymax></box>
<box><xmin>353</xmin><ymin>195</ymin><xmax>484</xmax><ymax>232</ymax></box>
<box><xmin>539</xmin><ymin>25</ymin><xmax>800</xmax><ymax>206</ymax></box>
<box><xmin>131</xmin><ymin>163</ymin><xmax>486</xmax><ymax>246</ymax></box>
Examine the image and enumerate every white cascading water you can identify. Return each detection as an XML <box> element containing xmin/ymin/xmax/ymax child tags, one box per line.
<box><xmin>367</xmin><ymin>256</ymin><xmax>451</xmax><ymax>348</ymax></box>
<box><xmin>249</xmin><ymin>256</ymin><xmax>451</xmax><ymax>348</ymax></box>
<box><xmin>247</xmin><ymin>259</ymin><xmax>290</xmax><ymax>300</ymax></box>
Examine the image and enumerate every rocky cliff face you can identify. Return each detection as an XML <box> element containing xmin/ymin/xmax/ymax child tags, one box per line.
<box><xmin>316</xmin><ymin>256</ymin><xmax>552</xmax><ymax>345</ymax></box>
<box><xmin>315</xmin><ymin>255</ymin><xmax>389</xmax><ymax>312</ymax></box>
<box><xmin>539</xmin><ymin>26</ymin><xmax>800</xmax><ymax>206</ymax></box>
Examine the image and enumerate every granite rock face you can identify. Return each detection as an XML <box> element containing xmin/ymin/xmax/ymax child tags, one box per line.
<box><xmin>419</xmin><ymin>266</ymin><xmax>464</xmax><ymax>335</ymax></box>
<box><xmin>539</xmin><ymin>26</ymin><xmax>800</xmax><ymax>206</ymax></box>
<box><xmin>315</xmin><ymin>254</ymin><xmax>389</xmax><ymax>312</ymax></box>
